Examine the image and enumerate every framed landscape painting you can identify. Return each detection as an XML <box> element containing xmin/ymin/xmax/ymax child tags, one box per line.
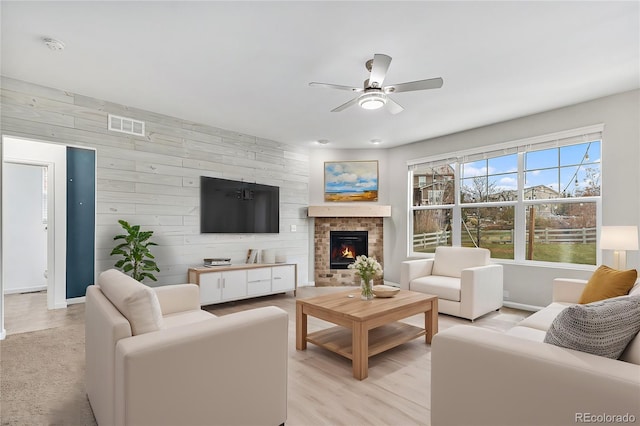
<box><xmin>324</xmin><ymin>160</ymin><xmax>378</xmax><ymax>202</ymax></box>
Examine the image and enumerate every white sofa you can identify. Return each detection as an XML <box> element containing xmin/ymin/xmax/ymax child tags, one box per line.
<box><xmin>400</xmin><ymin>246</ymin><xmax>503</xmax><ymax>320</ymax></box>
<box><xmin>431</xmin><ymin>277</ymin><xmax>640</xmax><ymax>426</ymax></box>
<box><xmin>85</xmin><ymin>269</ymin><xmax>288</xmax><ymax>426</ymax></box>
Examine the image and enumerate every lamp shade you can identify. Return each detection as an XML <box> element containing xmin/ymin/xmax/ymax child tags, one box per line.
<box><xmin>600</xmin><ymin>226</ymin><xmax>639</xmax><ymax>250</ymax></box>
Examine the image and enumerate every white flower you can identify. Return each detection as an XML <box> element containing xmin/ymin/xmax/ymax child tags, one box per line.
<box><xmin>348</xmin><ymin>255</ymin><xmax>383</xmax><ymax>282</ymax></box>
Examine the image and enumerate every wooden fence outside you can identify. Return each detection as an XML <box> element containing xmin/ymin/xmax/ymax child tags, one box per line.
<box><xmin>414</xmin><ymin>227</ymin><xmax>597</xmax><ymax>249</ymax></box>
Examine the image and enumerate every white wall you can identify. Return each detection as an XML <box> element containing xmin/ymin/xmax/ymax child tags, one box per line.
<box><xmin>311</xmin><ymin>90</ymin><xmax>640</xmax><ymax>308</ymax></box>
<box><xmin>3</xmin><ymin>163</ymin><xmax>47</xmax><ymax>293</ymax></box>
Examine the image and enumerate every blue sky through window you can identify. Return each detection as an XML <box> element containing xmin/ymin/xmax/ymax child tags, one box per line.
<box><xmin>462</xmin><ymin>141</ymin><xmax>601</xmax><ymax>196</ymax></box>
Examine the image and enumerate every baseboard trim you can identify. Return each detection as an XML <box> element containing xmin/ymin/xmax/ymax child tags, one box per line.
<box><xmin>53</xmin><ymin>301</ymin><xmax>68</xmax><ymax>309</ymax></box>
<box><xmin>66</xmin><ymin>296</ymin><xmax>85</xmax><ymax>305</ymax></box>
<box><xmin>503</xmin><ymin>301</ymin><xmax>543</xmax><ymax>312</ymax></box>
<box><xmin>3</xmin><ymin>285</ymin><xmax>47</xmax><ymax>295</ymax></box>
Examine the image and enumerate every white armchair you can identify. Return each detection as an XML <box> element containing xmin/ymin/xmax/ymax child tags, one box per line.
<box><xmin>85</xmin><ymin>269</ymin><xmax>288</xmax><ymax>426</ymax></box>
<box><xmin>400</xmin><ymin>246</ymin><xmax>503</xmax><ymax>320</ymax></box>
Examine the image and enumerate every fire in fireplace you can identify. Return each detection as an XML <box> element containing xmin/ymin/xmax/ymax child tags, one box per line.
<box><xmin>330</xmin><ymin>231</ymin><xmax>368</xmax><ymax>269</ymax></box>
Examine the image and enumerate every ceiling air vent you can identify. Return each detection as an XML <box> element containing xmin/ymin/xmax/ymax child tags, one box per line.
<box><xmin>108</xmin><ymin>114</ymin><xmax>145</xmax><ymax>136</ymax></box>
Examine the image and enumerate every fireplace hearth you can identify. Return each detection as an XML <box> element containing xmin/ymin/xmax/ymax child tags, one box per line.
<box><xmin>330</xmin><ymin>231</ymin><xmax>368</xmax><ymax>269</ymax></box>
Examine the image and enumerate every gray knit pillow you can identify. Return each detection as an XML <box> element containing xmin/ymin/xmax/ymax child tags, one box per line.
<box><xmin>544</xmin><ymin>295</ymin><xmax>640</xmax><ymax>359</ymax></box>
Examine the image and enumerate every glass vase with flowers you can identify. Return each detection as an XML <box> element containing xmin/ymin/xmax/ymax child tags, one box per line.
<box><xmin>348</xmin><ymin>255</ymin><xmax>383</xmax><ymax>300</ymax></box>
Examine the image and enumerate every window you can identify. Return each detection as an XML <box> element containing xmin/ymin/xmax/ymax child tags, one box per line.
<box><xmin>408</xmin><ymin>126</ymin><xmax>602</xmax><ymax>265</ymax></box>
<box><xmin>412</xmin><ymin>163</ymin><xmax>455</xmax><ymax>253</ymax></box>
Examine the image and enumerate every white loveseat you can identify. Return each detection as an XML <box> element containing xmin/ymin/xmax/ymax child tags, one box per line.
<box><xmin>431</xmin><ymin>277</ymin><xmax>640</xmax><ymax>426</ymax></box>
<box><xmin>85</xmin><ymin>269</ymin><xmax>288</xmax><ymax>426</ymax></box>
<box><xmin>400</xmin><ymin>246</ymin><xmax>503</xmax><ymax>320</ymax></box>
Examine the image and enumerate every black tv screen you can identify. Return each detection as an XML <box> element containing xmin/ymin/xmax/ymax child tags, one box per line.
<box><xmin>200</xmin><ymin>176</ymin><xmax>279</xmax><ymax>233</ymax></box>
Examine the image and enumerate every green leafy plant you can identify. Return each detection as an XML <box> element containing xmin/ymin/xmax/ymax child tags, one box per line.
<box><xmin>110</xmin><ymin>219</ymin><xmax>160</xmax><ymax>282</ymax></box>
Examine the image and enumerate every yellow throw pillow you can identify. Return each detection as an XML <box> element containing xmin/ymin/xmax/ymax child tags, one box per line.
<box><xmin>579</xmin><ymin>265</ymin><xmax>638</xmax><ymax>304</ymax></box>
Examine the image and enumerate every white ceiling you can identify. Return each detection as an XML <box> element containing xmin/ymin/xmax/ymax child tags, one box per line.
<box><xmin>1</xmin><ymin>1</ymin><xmax>638</xmax><ymax>149</ymax></box>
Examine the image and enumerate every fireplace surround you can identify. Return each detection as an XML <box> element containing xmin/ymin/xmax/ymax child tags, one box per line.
<box><xmin>313</xmin><ymin>217</ymin><xmax>383</xmax><ymax>286</ymax></box>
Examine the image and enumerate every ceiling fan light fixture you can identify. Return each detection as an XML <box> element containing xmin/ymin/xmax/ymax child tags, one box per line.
<box><xmin>358</xmin><ymin>92</ymin><xmax>387</xmax><ymax>110</ymax></box>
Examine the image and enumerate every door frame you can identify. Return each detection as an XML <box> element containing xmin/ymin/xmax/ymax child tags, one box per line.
<box><xmin>1</xmin><ymin>136</ymin><xmax>70</xmax><ymax>339</ymax></box>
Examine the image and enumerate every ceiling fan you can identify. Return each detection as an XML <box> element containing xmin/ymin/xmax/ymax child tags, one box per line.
<box><xmin>309</xmin><ymin>53</ymin><xmax>443</xmax><ymax>114</ymax></box>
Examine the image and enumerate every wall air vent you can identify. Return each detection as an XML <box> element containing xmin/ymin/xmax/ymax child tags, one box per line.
<box><xmin>108</xmin><ymin>114</ymin><xmax>145</xmax><ymax>136</ymax></box>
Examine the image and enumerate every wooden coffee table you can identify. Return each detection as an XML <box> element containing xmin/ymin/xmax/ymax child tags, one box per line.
<box><xmin>296</xmin><ymin>289</ymin><xmax>438</xmax><ymax>380</ymax></box>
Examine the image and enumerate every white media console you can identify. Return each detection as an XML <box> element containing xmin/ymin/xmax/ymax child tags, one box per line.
<box><xmin>187</xmin><ymin>263</ymin><xmax>297</xmax><ymax>306</ymax></box>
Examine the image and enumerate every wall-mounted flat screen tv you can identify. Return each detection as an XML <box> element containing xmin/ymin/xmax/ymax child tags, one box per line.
<box><xmin>200</xmin><ymin>176</ymin><xmax>279</xmax><ymax>233</ymax></box>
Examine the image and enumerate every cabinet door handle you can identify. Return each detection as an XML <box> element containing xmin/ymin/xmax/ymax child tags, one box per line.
<box><xmin>222</xmin><ymin>278</ymin><xmax>226</xmax><ymax>288</ymax></box>
<box><xmin>217</xmin><ymin>278</ymin><xmax>221</xmax><ymax>289</ymax></box>
<box><xmin>274</xmin><ymin>276</ymin><xmax>282</xmax><ymax>280</ymax></box>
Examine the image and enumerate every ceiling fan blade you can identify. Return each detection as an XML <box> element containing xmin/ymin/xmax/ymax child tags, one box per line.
<box><xmin>385</xmin><ymin>77</ymin><xmax>444</xmax><ymax>93</ymax></box>
<box><xmin>309</xmin><ymin>82</ymin><xmax>363</xmax><ymax>92</ymax></box>
<box><xmin>368</xmin><ymin>54</ymin><xmax>392</xmax><ymax>88</ymax></box>
<box><xmin>331</xmin><ymin>97</ymin><xmax>359</xmax><ymax>112</ymax></box>
<box><xmin>386</xmin><ymin>97</ymin><xmax>404</xmax><ymax>115</ymax></box>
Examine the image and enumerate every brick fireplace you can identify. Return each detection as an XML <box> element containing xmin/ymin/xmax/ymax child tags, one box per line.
<box><xmin>313</xmin><ymin>217</ymin><xmax>383</xmax><ymax>286</ymax></box>
<box><xmin>309</xmin><ymin>205</ymin><xmax>390</xmax><ymax>287</ymax></box>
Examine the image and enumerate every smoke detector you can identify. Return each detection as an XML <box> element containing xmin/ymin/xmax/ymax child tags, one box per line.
<box><xmin>43</xmin><ymin>37</ymin><xmax>65</xmax><ymax>51</ymax></box>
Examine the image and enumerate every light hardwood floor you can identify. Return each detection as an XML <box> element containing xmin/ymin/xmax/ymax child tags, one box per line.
<box><xmin>4</xmin><ymin>290</ymin><xmax>85</xmax><ymax>335</ymax></box>
<box><xmin>4</xmin><ymin>287</ymin><xmax>530</xmax><ymax>425</ymax></box>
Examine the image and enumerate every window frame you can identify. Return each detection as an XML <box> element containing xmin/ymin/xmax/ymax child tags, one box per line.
<box><xmin>407</xmin><ymin>125</ymin><xmax>603</xmax><ymax>268</ymax></box>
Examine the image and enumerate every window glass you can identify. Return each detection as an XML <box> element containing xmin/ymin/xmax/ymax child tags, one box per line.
<box><xmin>461</xmin><ymin>206</ymin><xmax>515</xmax><ymax>260</ymax></box>
<box><xmin>559</xmin><ymin>166</ymin><xmax>581</xmax><ymax>196</ymax></box>
<box><xmin>525</xmin><ymin>147</ymin><xmax>557</xmax><ymax>169</ymax></box>
<box><xmin>525</xmin><ymin>202</ymin><xmax>596</xmax><ymax>265</ymax></box>
<box><xmin>488</xmin><ymin>154</ymin><xmax>517</xmax><ymax>174</ymax></box>
<box><xmin>493</xmin><ymin>173</ymin><xmax>518</xmax><ymax>201</ymax></box>
<box><xmin>409</xmin><ymin>134</ymin><xmax>601</xmax><ymax>265</ymax></box>
<box><xmin>462</xmin><ymin>160</ymin><xmax>486</xmax><ymax>178</ymax></box>
<box><xmin>574</xmin><ymin>164</ymin><xmax>601</xmax><ymax>196</ymax></box>
<box><xmin>413</xmin><ymin>209</ymin><xmax>452</xmax><ymax>253</ymax></box>
<box><xmin>462</xmin><ymin>154</ymin><xmax>518</xmax><ymax>203</ymax></box>
<box><xmin>412</xmin><ymin>164</ymin><xmax>455</xmax><ymax>206</ymax></box>
<box><xmin>461</xmin><ymin>176</ymin><xmax>488</xmax><ymax>203</ymax></box>
<box><xmin>525</xmin><ymin>142</ymin><xmax>600</xmax><ymax>199</ymax></box>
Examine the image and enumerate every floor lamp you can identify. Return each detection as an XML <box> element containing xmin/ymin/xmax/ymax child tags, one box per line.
<box><xmin>600</xmin><ymin>226</ymin><xmax>639</xmax><ymax>270</ymax></box>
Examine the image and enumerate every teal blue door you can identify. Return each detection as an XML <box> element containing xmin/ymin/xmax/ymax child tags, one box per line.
<box><xmin>66</xmin><ymin>147</ymin><xmax>95</xmax><ymax>298</ymax></box>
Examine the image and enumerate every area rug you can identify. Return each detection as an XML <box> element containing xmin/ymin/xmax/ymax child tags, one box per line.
<box><xmin>0</xmin><ymin>324</ymin><xmax>96</xmax><ymax>425</ymax></box>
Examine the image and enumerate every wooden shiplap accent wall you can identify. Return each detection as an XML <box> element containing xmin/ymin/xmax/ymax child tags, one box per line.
<box><xmin>0</xmin><ymin>77</ymin><xmax>310</xmax><ymax>286</ymax></box>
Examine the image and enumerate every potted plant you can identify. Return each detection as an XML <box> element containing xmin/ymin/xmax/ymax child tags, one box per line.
<box><xmin>110</xmin><ymin>219</ymin><xmax>160</xmax><ymax>282</ymax></box>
